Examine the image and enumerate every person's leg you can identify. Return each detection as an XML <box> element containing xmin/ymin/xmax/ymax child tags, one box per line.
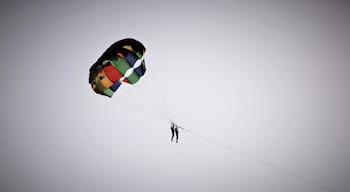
<box><xmin>171</xmin><ymin>128</ymin><xmax>174</xmax><ymax>141</ymax></box>
<box><xmin>175</xmin><ymin>128</ymin><xmax>179</xmax><ymax>143</ymax></box>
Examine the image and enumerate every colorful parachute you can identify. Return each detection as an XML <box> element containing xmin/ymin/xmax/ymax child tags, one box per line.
<box><xmin>89</xmin><ymin>38</ymin><xmax>146</xmax><ymax>97</ymax></box>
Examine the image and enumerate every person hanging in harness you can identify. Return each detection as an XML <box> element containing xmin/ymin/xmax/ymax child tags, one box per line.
<box><xmin>170</xmin><ymin>122</ymin><xmax>181</xmax><ymax>143</ymax></box>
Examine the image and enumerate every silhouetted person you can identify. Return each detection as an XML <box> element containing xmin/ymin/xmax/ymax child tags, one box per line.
<box><xmin>170</xmin><ymin>122</ymin><xmax>175</xmax><ymax>142</ymax></box>
<box><xmin>170</xmin><ymin>122</ymin><xmax>180</xmax><ymax>143</ymax></box>
<box><xmin>175</xmin><ymin>125</ymin><xmax>179</xmax><ymax>143</ymax></box>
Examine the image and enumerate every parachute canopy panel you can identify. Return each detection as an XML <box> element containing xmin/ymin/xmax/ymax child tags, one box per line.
<box><xmin>89</xmin><ymin>38</ymin><xmax>146</xmax><ymax>97</ymax></box>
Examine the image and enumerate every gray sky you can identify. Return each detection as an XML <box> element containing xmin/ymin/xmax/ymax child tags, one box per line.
<box><xmin>1</xmin><ymin>1</ymin><xmax>350</xmax><ymax>192</ymax></box>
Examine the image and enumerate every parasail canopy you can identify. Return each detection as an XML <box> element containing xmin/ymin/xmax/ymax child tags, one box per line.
<box><xmin>89</xmin><ymin>38</ymin><xmax>146</xmax><ymax>97</ymax></box>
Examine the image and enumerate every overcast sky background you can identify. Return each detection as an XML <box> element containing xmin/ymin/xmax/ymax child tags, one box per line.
<box><xmin>1</xmin><ymin>1</ymin><xmax>350</xmax><ymax>192</ymax></box>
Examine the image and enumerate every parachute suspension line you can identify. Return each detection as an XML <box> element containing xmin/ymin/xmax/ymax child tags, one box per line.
<box><xmin>135</xmin><ymin>81</ymin><xmax>173</xmax><ymax>122</ymax></box>
<box><xmin>114</xmin><ymin>97</ymin><xmax>169</xmax><ymax>123</ymax></box>
<box><xmin>119</xmin><ymin>82</ymin><xmax>170</xmax><ymax>123</ymax></box>
<box><xmin>116</xmin><ymin>90</ymin><xmax>164</xmax><ymax>119</ymax></box>
<box><xmin>151</xmin><ymin>75</ymin><xmax>174</xmax><ymax>122</ymax></box>
<box><xmin>181</xmin><ymin>127</ymin><xmax>332</xmax><ymax>192</ymax></box>
<box><xmin>135</xmin><ymin>83</ymin><xmax>172</xmax><ymax>123</ymax></box>
<box><xmin>113</xmin><ymin>94</ymin><xmax>169</xmax><ymax>123</ymax></box>
<box><xmin>140</xmin><ymin>81</ymin><xmax>172</xmax><ymax>121</ymax></box>
<box><xmin>146</xmin><ymin>65</ymin><xmax>175</xmax><ymax>122</ymax></box>
<box><xmin>118</xmin><ymin>81</ymin><xmax>171</xmax><ymax>122</ymax></box>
